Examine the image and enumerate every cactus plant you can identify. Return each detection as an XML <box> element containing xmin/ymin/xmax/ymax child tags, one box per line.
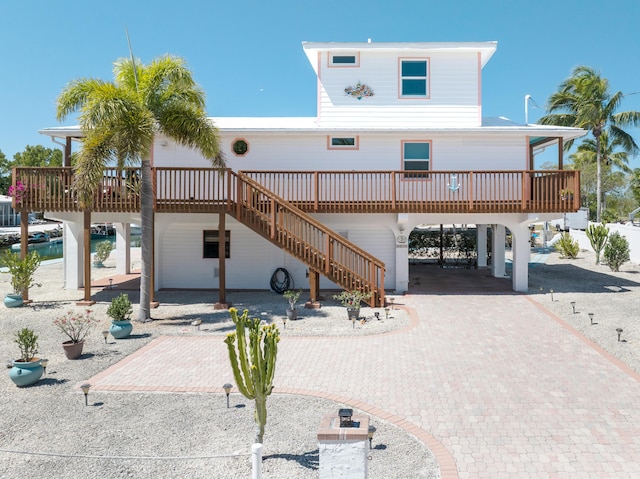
<box><xmin>224</xmin><ymin>308</ymin><xmax>280</xmax><ymax>444</ymax></box>
<box><xmin>585</xmin><ymin>223</ymin><xmax>609</xmax><ymax>264</ymax></box>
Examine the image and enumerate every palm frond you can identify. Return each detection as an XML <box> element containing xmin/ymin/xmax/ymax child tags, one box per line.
<box><xmin>56</xmin><ymin>78</ymin><xmax>108</xmax><ymax>121</ymax></box>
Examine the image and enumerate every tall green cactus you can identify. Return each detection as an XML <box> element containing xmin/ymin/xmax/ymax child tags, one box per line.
<box><xmin>224</xmin><ymin>308</ymin><xmax>280</xmax><ymax>444</ymax></box>
<box><xmin>586</xmin><ymin>223</ymin><xmax>609</xmax><ymax>264</ymax></box>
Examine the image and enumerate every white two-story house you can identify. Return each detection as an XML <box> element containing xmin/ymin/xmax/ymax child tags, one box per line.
<box><xmin>28</xmin><ymin>41</ymin><xmax>584</xmax><ymax>306</ymax></box>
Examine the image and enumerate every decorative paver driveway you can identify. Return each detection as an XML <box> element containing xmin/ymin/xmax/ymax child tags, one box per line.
<box><xmin>88</xmin><ymin>294</ymin><xmax>640</xmax><ymax>478</ymax></box>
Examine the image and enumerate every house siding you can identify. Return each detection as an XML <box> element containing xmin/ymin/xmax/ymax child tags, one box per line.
<box><xmin>317</xmin><ymin>51</ymin><xmax>480</xmax><ymax>128</ymax></box>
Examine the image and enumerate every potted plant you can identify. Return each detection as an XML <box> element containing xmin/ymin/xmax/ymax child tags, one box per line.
<box><xmin>93</xmin><ymin>240</ymin><xmax>113</xmax><ymax>267</ymax></box>
<box><xmin>9</xmin><ymin>327</ymin><xmax>43</xmax><ymax>387</ymax></box>
<box><xmin>560</xmin><ymin>188</ymin><xmax>574</xmax><ymax>201</ymax></box>
<box><xmin>283</xmin><ymin>289</ymin><xmax>302</xmax><ymax>320</ymax></box>
<box><xmin>107</xmin><ymin>293</ymin><xmax>134</xmax><ymax>339</ymax></box>
<box><xmin>333</xmin><ymin>290</ymin><xmax>372</xmax><ymax>321</ymax></box>
<box><xmin>0</xmin><ymin>250</ymin><xmax>41</xmax><ymax>308</ymax></box>
<box><xmin>53</xmin><ymin>309</ymin><xmax>98</xmax><ymax>359</ymax></box>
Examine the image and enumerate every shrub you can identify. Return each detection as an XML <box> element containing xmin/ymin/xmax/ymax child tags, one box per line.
<box><xmin>283</xmin><ymin>289</ymin><xmax>302</xmax><ymax>310</ymax></box>
<box><xmin>554</xmin><ymin>233</ymin><xmax>579</xmax><ymax>259</ymax></box>
<box><xmin>0</xmin><ymin>250</ymin><xmax>41</xmax><ymax>295</ymax></box>
<box><xmin>333</xmin><ymin>290</ymin><xmax>372</xmax><ymax>309</ymax></box>
<box><xmin>15</xmin><ymin>327</ymin><xmax>38</xmax><ymax>361</ymax></box>
<box><xmin>107</xmin><ymin>293</ymin><xmax>133</xmax><ymax>321</ymax></box>
<box><xmin>585</xmin><ymin>223</ymin><xmax>609</xmax><ymax>265</ymax></box>
<box><xmin>603</xmin><ymin>232</ymin><xmax>630</xmax><ymax>272</ymax></box>
<box><xmin>94</xmin><ymin>240</ymin><xmax>113</xmax><ymax>265</ymax></box>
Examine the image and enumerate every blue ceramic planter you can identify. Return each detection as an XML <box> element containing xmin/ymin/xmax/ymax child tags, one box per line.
<box><xmin>9</xmin><ymin>359</ymin><xmax>43</xmax><ymax>387</ymax></box>
<box><xmin>109</xmin><ymin>320</ymin><xmax>133</xmax><ymax>339</ymax></box>
<box><xmin>4</xmin><ymin>294</ymin><xmax>24</xmax><ymax>308</ymax></box>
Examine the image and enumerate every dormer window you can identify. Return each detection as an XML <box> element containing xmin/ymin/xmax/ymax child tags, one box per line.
<box><xmin>329</xmin><ymin>53</ymin><xmax>359</xmax><ymax>67</ymax></box>
<box><xmin>400</xmin><ymin>59</ymin><xmax>429</xmax><ymax>98</ymax></box>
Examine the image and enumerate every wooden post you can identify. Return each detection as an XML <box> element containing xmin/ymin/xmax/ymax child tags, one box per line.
<box><xmin>77</xmin><ymin>210</ymin><xmax>95</xmax><ymax>306</ymax></box>
<box><xmin>214</xmin><ymin>212</ymin><xmax>230</xmax><ymax>309</ymax></box>
<box><xmin>558</xmin><ymin>137</ymin><xmax>564</xmax><ymax>170</ymax></box>
<box><xmin>19</xmin><ymin>210</ymin><xmax>29</xmax><ymax>302</ymax></box>
<box><xmin>305</xmin><ymin>269</ymin><xmax>321</xmax><ymax>309</ymax></box>
<box><xmin>64</xmin><ymin>137</ymin><xmax>72</xmax><ymax>167</ymax></box>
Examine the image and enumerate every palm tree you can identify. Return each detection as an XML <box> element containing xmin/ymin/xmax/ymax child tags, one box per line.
<box><xmin>569</xmin><ymin>131</ymin><xmax>631</xmax><ymax>217</ymax></box>
<box><xmin>539</xmin><ymin>66</ymin><xmax>640</xmax><ymax>222</ymax></box>
<box><xmin>57</xmin><ymin>55</ymin><xmax>225</xmax><ymax>321</ymax></box>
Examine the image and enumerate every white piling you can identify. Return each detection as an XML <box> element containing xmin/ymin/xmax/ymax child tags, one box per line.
<box><xmin>251</xmin><ymin>443</ymin><xmax>263</xmax><ymax>479</ymax></box>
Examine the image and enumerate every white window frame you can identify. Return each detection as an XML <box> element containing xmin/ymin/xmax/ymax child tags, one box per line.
<box><xmin>327</xmin><ymin>136</ymin><xmax>359</xmax><ymax>150</ymax></box>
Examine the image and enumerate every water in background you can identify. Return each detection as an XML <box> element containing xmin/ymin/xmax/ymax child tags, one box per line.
<box><xmin>0</xmin><ymin>235</ymin><xmax>141</xmax><ymax>265</ymax></box>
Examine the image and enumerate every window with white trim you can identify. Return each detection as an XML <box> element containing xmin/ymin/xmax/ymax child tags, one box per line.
<box><xmin>327</xmin><ymin>136</ymin><xmax>358</xmax><ymax>150</ymax></box>
<box><xmin>400</xmin><ymin>59</ymin><xmax>428</xmax><ymax>97</ymax></box>
<box><xmin>402</xmin><ymin>141</ymin><xmax>430</xmax><ymax>177</ymax></box>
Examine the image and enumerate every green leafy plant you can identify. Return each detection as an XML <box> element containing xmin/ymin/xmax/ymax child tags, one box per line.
<box><xmin>15</xmin><ymin>327</ymin><xmax>39</xmax><ymax>362</ymax></box>
<box><xmin>554</xmin><ymin>233</ymin><xmax>579</xmax><ymax>259</ymax></box>
<box><xmin>53</xmin><ymin>309</ymin><xmax>98</xmax><ymax>343</ymax></box>
<box><xmin>585</xmin><ymin>223</ymin><xmax>609</xmax><ymax>265</ymax></box>
<box><xmin>107</xmin><ymin>293</ymin><xmax>133</xmax><ymax>321</ymax></box>
<box><xmin>283</xmin><ymin>289</ymin><xmax>302</xmax><ymax>311</ymax></box>
<box><xmin>333</xmin><ymin>290</ymin><xmax>372</xmax><ymax>309</ymax></box>
<box><xmin>0</xmin><ymin>250</ymin><xmax>42</xmax><ymax>296</ymax></box>
<box><xmin>224</xmin><ymin>308</ymin><xmax>279</xmax><ymax>444</ymax></box>
<box><xmin>603</xmin><ymin>232</ymin><xmax>630</xmax><ymax>272</ymax></box>
<box><xmin>94</xmin><ymin>240</ymin><xmax>113</xmax><ymax>265</ymax></box>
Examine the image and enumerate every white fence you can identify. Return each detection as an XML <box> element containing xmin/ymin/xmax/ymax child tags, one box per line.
<box><xmin>570</xmin><ymin>223</ymin><xmax>640</xmax><ymax>264</ymax></box>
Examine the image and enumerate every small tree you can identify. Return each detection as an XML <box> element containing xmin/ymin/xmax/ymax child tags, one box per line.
<box><xmin>224</xmin><ymin>308</ymin><xmax>279</xmax><ymax>444</ymax></box>
<box><xmin>603</xmin><ymin>232</ymin><xmax>630</xmax><ymax>272</ymax></box>
<box><xmin>585</xmin><ymin>223</ymin><xmax>609</xmax><ymax>264</ymax></box>
<box><xmin>107</xmin><ymin>293</ymin><xmax>133</xmax><ymax>321</ymax></box>
<box><xmin>554</xmin><ymin>233</ymin><xmax>579</xmax><ymax>259</ymax></box>
<box><xmin>15</xmin><ymin>327</ymin><xmax>39</xmax><ymax>361</ymax></box>
<box><xmin>0</xmin><ymin>250</ymin><xmax>41</xmax><ymax>297</ymax></box>
<box><xmin>94</xmin><ymin>240</ymin><xmax>113</xmax><ymax>266</ymax></box>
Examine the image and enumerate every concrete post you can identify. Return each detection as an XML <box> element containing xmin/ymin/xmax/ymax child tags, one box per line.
<box><xmin>491</xmin><ymin>224</ymin><xmax>506</xmax><ymax>279</ymax></box>
<box><xmin>395</xmin><ymin>231</ymin><xmax>409</xmax><ymax>293</ymax></box>
<box><xmin>64</xmin><ymin>221</ymin><xmax>84</xmax><ymax>289</ymax></box>
<box><xmin>318</xmin><ymin>413</ymin><xmax>369</xmax><ymax>478</ymax></box>
<box><xmin>115</xmin><ymin>223</ymin><xmax>131</xmax><ymax>275</ymax></box>
<box><xmin>511</xmin><ymin>223</ymin><xmax>531</xmax><ymax>292</ymax></box>
<box><xmin>477</xmin><ymin>224</ymin><xmax>487</xmax><ymax>268</ymax></box>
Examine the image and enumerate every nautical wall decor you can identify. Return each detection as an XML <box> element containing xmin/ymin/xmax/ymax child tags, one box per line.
<box><xmin>344</xmin><ymin>82</ymin><xmax>374</xmax><ymax>100</ymax></box>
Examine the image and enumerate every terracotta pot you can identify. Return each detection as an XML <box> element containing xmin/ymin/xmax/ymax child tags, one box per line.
<box><xmin>62</xmin><ymin>340</ymin><xmax>84</xmax><ymax>360</ymax></box>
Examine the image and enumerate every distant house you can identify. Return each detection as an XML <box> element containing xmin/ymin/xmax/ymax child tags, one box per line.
<box><xmin>29</xmin><ymin>40</ymin><xmax>584</xmax><ymax>304</ymax></box>
<box><xmin>0</xmin><ymin>195</ymin><xmax>20</xmax><ymax>227</ymax></box>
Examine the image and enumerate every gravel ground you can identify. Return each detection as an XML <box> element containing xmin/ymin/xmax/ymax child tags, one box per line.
<box><xmin>527</xmin><ymin>246</ymin><xmax>640</xmax><ymax>375</ymax></box>
<box><xmin>0</xmin><ymin>252</ymin><xmax>433</xmax><ymax>479</ymax></box>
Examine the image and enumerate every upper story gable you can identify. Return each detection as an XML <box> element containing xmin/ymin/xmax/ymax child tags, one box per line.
<box><xmin>303</xmin><ymin>41</ymin><xmax>497</xmax><ymax>129</ymax></box>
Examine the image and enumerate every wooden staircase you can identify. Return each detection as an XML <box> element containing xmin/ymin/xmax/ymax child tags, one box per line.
<box><xmin>230</xmin><ymin>171</ymin><xmax>385</xmax><ymax>307</ymax></box>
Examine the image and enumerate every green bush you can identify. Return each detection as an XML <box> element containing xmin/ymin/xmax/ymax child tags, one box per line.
<box><xmin>15</xmin><ymin>327</ymin><xmax>39</xmax><ymax>361</ymax></box>
<box><xmin>603</xmin><ymin>232</ymin><xmax>630</xmax><ymax>272</ymax></box>
<box><xmin>107</xmin><ymin>293</ymin><xmax>133</xmax><ymax>321</ymax></box>
<box><xmin>554</xmin><ymin>233</ymin><xmax>579</xmax><ymax>259</ymax></box>
<box><xmin>94</xmin><ymin>240</ymin><xmax>113</xmax><ymax>265</ymax></box>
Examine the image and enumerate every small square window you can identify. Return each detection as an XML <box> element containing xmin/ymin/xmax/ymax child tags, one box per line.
<box><xmin>329</xmin><ymin>53</ymin><xmax>359</xmax><ymax>67</ymax></box>
<box><xmin>327</xmin><ymin>136</ymin><xmax>359</xmax><ymax>150</ymax></box>
<box><xmin>203</xmin><ymin>230</ymin><xmax>230</xmax><ymax>258</ymax></box>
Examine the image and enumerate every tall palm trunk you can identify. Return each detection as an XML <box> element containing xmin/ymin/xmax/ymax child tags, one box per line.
<box><xmin>139</xmin><ymin>156</ymin><xmax>153</xmax><ymax>321</ymax></box>
<box><xmin>595</xmin><ymin>130</ymin><xmax>602</xmax><ymax>223</ymax></box>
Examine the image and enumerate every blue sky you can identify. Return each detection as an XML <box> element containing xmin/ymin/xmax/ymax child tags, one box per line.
<box><xmin>1</xmin><ymin>0</ymin><xmax>639</xmax><ymax>167</ymax></box>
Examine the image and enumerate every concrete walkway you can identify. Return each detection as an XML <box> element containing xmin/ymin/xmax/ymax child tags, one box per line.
<box><xmin>87</xmin><ymin>293</ymin><xmax>640</xmax><ymax>478</ymax></box>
